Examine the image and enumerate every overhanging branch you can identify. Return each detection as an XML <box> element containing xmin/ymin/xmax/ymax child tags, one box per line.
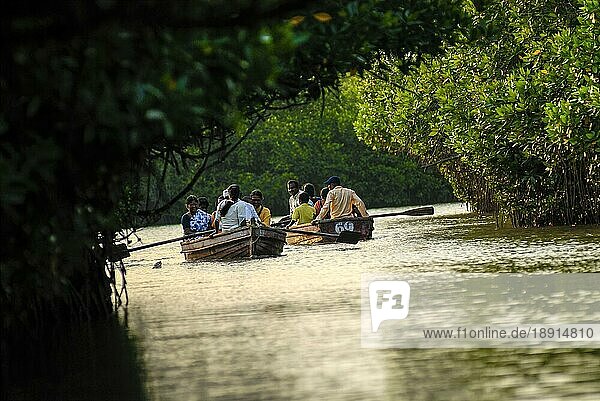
<box><xmin>136</xmin><ymin>112</ymin><xmax>269</xmax><ymax>217</ymax></box>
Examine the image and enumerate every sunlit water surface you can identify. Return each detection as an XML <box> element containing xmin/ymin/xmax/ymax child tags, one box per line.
<box><xmin>121</xmin><ymin>203</ymin><xmax>600</xmax><ymax>400</ymax></box>
<box><xmin>8</xmin><ymin>203</ymin><xmax>599</xmax><ymax>400</ymax></box>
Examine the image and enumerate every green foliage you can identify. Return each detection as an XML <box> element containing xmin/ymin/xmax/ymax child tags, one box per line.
<box><xmin>1</xmin><ymin>1</ymin><xmax>466</xmax><ymax>337</ymax></box>
<box><xmin>157</xmin><ymin>78</ymin><xmax>454</xmax><ymax>221</ymax></box>
<box><xmin>355</xmin><ymin>0</ymin><xmax>600</xmax><ymax>226</ymax></box>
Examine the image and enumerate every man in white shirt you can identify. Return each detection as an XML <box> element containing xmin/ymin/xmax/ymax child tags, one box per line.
<box><xmin>287</xmin><ymin>179</ymin><xmax>304</xmax><ymax>215</ymax></box>
<box><xmin>216</xmin><ymin>185</ymin><xmax>261</xmax><ymax>231</ymax></box>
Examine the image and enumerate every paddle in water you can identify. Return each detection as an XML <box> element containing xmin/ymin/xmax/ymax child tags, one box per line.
<box><xmin>279</xmin><ymin>227</ymin><xmax>362</xmax><ymax>244</ymax></box>
<box><xmin>369</xmin><ymin>206</ymin><xmax>434</xmax><ymax>218</ymax></box>
<box><xmin>335</xmin><ymin>230</ymin><xmax>362</xmax><ymax>244</ymax></box>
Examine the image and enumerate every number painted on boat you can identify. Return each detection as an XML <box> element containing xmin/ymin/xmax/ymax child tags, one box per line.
<box><xmin>335</xmin><ymin>221</ymin><xmax>354</xmax><ymax>233</ymax></box>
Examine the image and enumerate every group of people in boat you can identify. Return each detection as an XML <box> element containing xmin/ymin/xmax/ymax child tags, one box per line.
<box><xmin>181</xmin><ymin>176</ymin><xmax>368</xmax><ymax>235</ymax></box>
<box><xmin>181</xmin><ymin>185</ymin><xmax>271</xmax><ymax>235</ymax></box>
<box><xmin>285</xmin><ymin>176</ymin><xmax>369</xmax><ymax>227</ymax></box>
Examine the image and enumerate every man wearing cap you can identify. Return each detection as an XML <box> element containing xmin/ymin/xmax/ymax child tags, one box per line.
<box><xmin>313</xmin><ymin>176</ymin><xmax>368</xmax><ymax>222</ymax></box>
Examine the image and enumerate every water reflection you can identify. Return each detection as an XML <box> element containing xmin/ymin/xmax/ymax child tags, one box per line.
<box><xmin>120</xmin><ymin>204</ymin><xmax>599</xmax><ymax>400</ymax></box>
<box><xmin>6</xmin><ymin>203</ymin><xmax>599</xmax><ymax>400</ymax></box>
<box><xmin>382</xmin><ymin>349</ymin><xmax>600</xmax><ymax>401</ymax></box>
<box><xmin>3</xmin><ymin>313</ymin><xmax>147</xmax><ymax>400</ymax></box>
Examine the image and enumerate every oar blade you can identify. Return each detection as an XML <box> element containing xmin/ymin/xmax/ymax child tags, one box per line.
<box><xmin>401</xmin><ymin>206</ymin><xmax>434</xmax><ymax>216</ymax></box>
<box><xmin>370</xmin><ymin>206</ymin><xmax>435</xmax><ymax>219</ymax></box>
<box><xmin>336</xmin><ymin>230</ymin><xmax>362</xmax><ymax>244</ymax></box>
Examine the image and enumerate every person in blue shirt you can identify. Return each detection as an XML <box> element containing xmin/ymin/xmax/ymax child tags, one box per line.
<box><xmin>242</xmin><ymin>195</ymin><xmax>261</xmax><ymax>225</ymax></box>
<box><xmin>181</xmin><ymin>195</ymin><xmax>212</xmax><ymax>235</ymax></box>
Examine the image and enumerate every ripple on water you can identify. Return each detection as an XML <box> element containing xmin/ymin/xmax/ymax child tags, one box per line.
<box><xmin>121</xmin><ymin>203</ymin><xmax>600</xmax><ymax>400</ymax></box>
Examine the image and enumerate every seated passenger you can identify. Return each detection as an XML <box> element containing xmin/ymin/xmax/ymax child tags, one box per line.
<box><xmin>216</xmin><ymin>184</ymin><xmax>248</xmax><ymax>231</ymax></box>
<box><xmin>181</xmin><ymin>195</ymin><xmax>212</xmax><ymax>235</ymax></box>
<box><xmin>302</xmin><ymin>183</ymin><xmax>318</xmax><ymax>206</ymax></box>
<box><xmin>211</xmin><ymin>195</ymin><xmax>224</xmax><ymax>231</ymax></box>
<box><xmin>287</xmin><ymin>179</ymin><xmax>304</xmax><ymax>215</ymax></box>
<box><xmin>313</xmin><ymin>187</ymin><xmax>330</xmax><ymax>218</ymax></box>
<box><xmin>288</xmin><ymin>192</ymin><xmax>316</xmax><ymax>227</ymax></box>
<box><xmin>242</xmin><ymin>195</ymin><xmax>261</xmax><ymax>225</ymax></box>
<box><xmin>197</xmin><ymin>196</ymin><xmax>216</xmax><ymax>229</ymax></box>
<box><xmin>198</xmin><ymin>196</ymin><xmax>210</xmax><ymax>213</ymax></box>
<box><xmin>250</xmin><ymin>189</ymin><xmax>271</xmax><ymax>226</ymax></box>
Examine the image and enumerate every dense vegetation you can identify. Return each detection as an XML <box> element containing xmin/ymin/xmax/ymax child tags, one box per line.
<box><xmin>1</xmin><ymin>0</ymin><xmax>466</xmax><ymax>349</ymax></box>
<box><xmin>155</xmin><ymin>78</ymin><xmax>454</xmax><ymax>222</ymax></box>
<box><xmin>355</xmin><ymin>0</ymin><xmax>599</xmax><ymax>227</ymax></box>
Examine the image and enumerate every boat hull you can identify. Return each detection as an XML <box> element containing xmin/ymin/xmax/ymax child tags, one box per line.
<box><xmin>286</xmin><ymin>216</ymin><xmax>374</xmax><ymax>245</ymax></box>
<box><xmin>181</xmin><ymin>226</ymin><xmax>286</xmax><ymax>261</ymax></box>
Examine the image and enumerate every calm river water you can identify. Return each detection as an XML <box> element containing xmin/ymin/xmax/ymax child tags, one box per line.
<box><xmin>8</xmin><ymin>203</ymin><xmax>600</xmax><ymax>400</ymax></box>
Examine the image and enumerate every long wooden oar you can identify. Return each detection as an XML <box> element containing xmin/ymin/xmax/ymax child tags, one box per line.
<box><xmin>275</xmin><ymin>227</ymin><xmax>362</xmax><ymax>244</ymax></box>
<box><xmin>370</xmin><ymin>206</ymin><xmax>434</xmax><ymax>218</ymax></box>
<box><xmin>108</xmin><ymin>229</ymin><xmax>216</xmax><ymax>261</ymax></box>
<box><xmin>129</xmin><ymin>229</ymin><xmax>216</xmax><ymax>252</ymax></box>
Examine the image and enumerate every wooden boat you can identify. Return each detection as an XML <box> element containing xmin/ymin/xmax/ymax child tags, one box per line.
<box><xmin>180</xmin><ymin>226</ymin><xmax>286</xmax><ymax>261</ymax></box>
<box><xmin>286</xmin><ymin>216</ymin><xmax>374</xmax><ymax>245</ymax></box>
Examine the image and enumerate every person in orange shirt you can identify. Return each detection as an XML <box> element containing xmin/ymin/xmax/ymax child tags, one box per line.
<box><xmin>250</xmin><ymin>189</ymin><xmax>272</xmax><ymax>226</ymax></box>
<box><xmin>313</xmin><ymin>176</ymin><xmax>368</xmax><ymax>222</ymax></box>
<box><xmin>313</xmin><ymin>187</ymin><xmax>329</xmax><ymax>218</ymax></box>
